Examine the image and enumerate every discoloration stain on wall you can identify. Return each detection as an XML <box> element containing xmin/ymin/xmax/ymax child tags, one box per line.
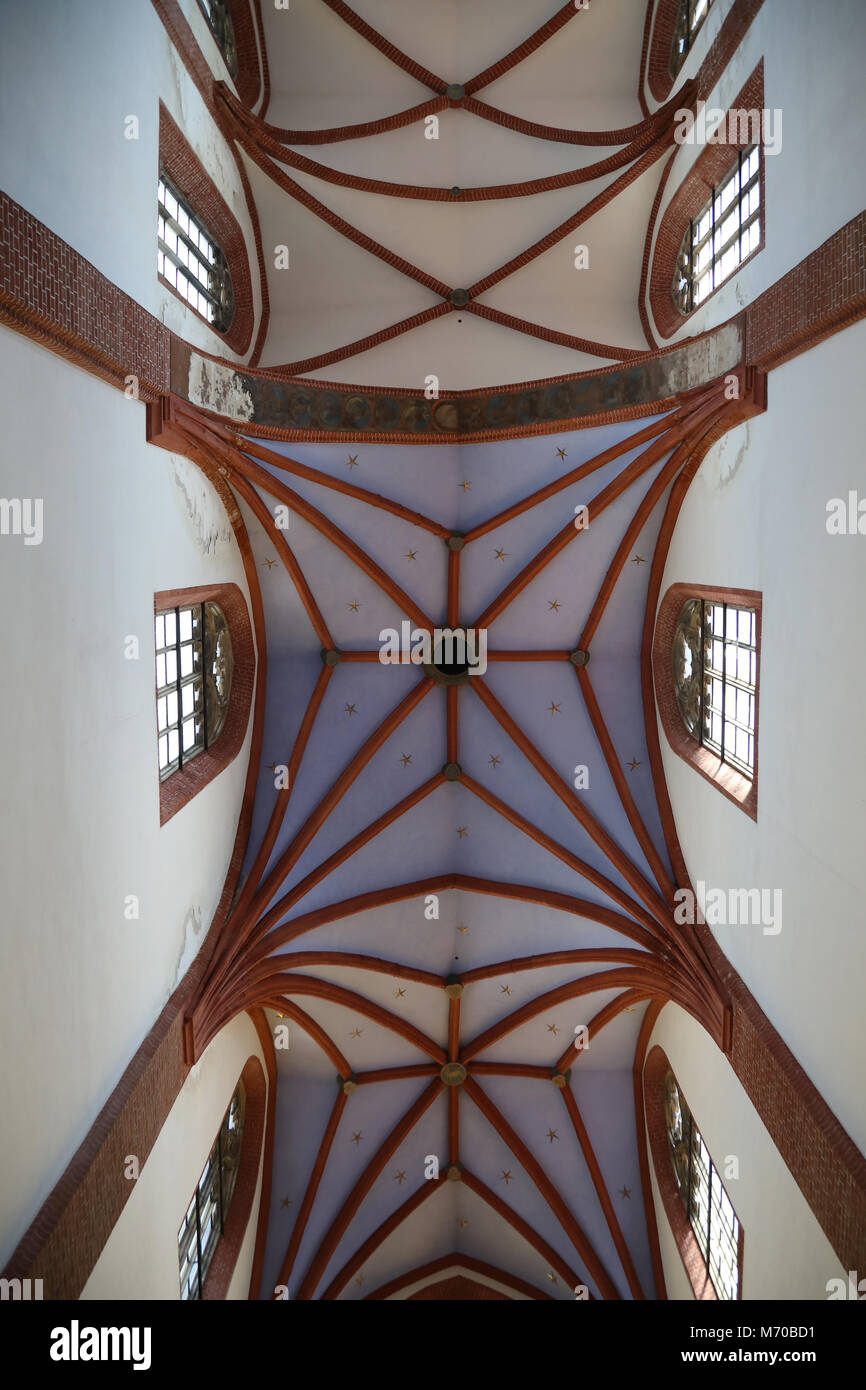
<box><xmin>171</xmin><ymin>455</ymin><xmax>234</xmax><ymax>555</ymax></box>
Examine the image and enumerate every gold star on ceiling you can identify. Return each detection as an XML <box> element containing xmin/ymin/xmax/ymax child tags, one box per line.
<box><xmin>394</xmin><ymin>1170</ymin><xmax>407</xmax><ymax>1184</ymax></box>
<box><xmin>547</xmin><ymin>1023</ymin><xmax>560</xmax><ymax>1035</ymax></box>
<box><xmin>556</xmin><ymin>448</ymin><xmax>568</xmax><ymax>461</ymax></box>
<box><xmin>280</xmin><ymin>1195</ymin><xmax>291</xmax><ymax>1209</ymax></box>
<box><xmin>347</xmin><ymin>455</ymin><xmax>359</xmax><ymax>469</ymax></box>
<box><xmin>345</xmin><ymin>703</ymin><xmax>357</xmax><ymax>717</ymax></box>
<box><xmin>400</xmin><ymin>753</ymin><xmax>412</xmax><ymax>766</ymax></box>
<box><xmin>458</xmin><ymin>1217</ymin><xmax>469</xmax><ymax>1228</ymax></box>
<box><xmin>394</xmin><ymin>987</ymin><xmax>406</xmax><ymax>999</ymax></box>
<box><xmin>459</xmin><ymin>480</ymin><xmax>471</xmax><ymax>491</ymax></box>
<box><xmin>632</xmin><ymin>554</ymin><xmax>645</xmax><ymax>565</ymax></box>
<box><xmin>355</xmin><ymin>1274</ymin><xmax>364</xmax><ymax>1286</ymax></box>
<box><xmin>350</xmin><ymin>1027</ymin><xmax>363</xmax><ymax>1039</ymax></box>
<box><xmin>458</xmin><ymin>924</ymin><xmax>468</xmax><ymax>935</ymax></box>
<box><xmin>547</xmin><ymin>1271</ymin><xmax>558</xmax><ymax>1284</ymax></box>
<box><xmin>267</xmin><ymin>762</ymin><xmax>279</xmax><ymax>773</ymax></box>
<box><xmin>500</xmin><ymin>984</ymin><xmax>512</xmax><ymax>996</ymax></box>
<box><xmin>501</xmin><ymin>1170</ymin><xmax>513</xmax><ymax>1184</ymax></box>
<box><xmin>548</xmin><ymin>702</ymin><xmax>561</xmax><ymax>715</ymax></box>
<box><xmin>494</xmin><ymin>548</ymin><xmax>508</xmax><ymax>562</ymax></box>
<box><xmin>457</xmin><ymin>826</ymin><xmax>468</xmax><ymax>838</ymax></box>
<box><xmin>547</xmin><ymin>599</ymin><xmax>562</xmax><ymax>611</ymax></box>
<box><xmin>348</xmin><ymin>600</ymin><xmax>359</xmax><ymax>612</ymax></box>
<box><xmin>488</xmin><ymin>754</ymin><xmax>501</xmax><ymax>768</ymax></box>
<box><xmin>547</xmin><ymin>1129</ymin><xmax>559</xmax><ymax>1143</ymax></box>
<box><xmin>628</xmin><ymin>757</ymin><xmax>641</xmax><ymax>771</ymax></box>
<box><xmin>620</xmin><ymin>1186</ymin><xmax>632</xmax><ymax>1199</ymax></box>
<box><xmin>263</xmin><ymin>558</ymin><xmax>277</xmax><ymax>569</ymax></box>
<box><xmin>351</xmin><ymin>1132</ymin><xmax>363</xmax><ymax>1145</ymax></box>
<box><xmin>404</xmin><ymin>550</ymin><xmax>418</xmax><ymax>561</ymax></box>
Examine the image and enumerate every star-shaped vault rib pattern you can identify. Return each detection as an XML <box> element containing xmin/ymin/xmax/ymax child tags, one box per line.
<box><xmin>173</xmin><ymin>374</ymin><xmax>752</xmax><ymax>1300</ymax></box>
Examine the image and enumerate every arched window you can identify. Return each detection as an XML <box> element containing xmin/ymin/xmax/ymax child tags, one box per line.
<box><xmin>654</xmin><ymin>584</ymin><xmax>760</xmax><ymax>818</ymax></box>
<box><xmin>672</xmin><ymin>146</ymin><xmax>762</xmax><ymax>315</ymax></box>
<box><xmin>197</xmin><ymin>0</ymin><xmax>239</xmax><ymax>79</ymax></box>
<box><xmin>664</xmin><ymin>1071</ymin><xmax>741</xmax><ymax>1300</ymax></box>
<box><xmin>154</xmin><ymin>601</ymin><xmax>233</xmax><ymax>780</ymax></box>
<box><xmin>178</xmin><ymin>1081</ymin><xmax>246</xmax><ymax>1300</ymax></box>
<box><xmin>669</xmin><ymin>0</ymin><xmax>716</xmax><ymax>78</ymax></box>
<box><xmin>157</xmin><ymin>173</ymin><xmax>235</xmax><ymax>333</ymax></box>
<box><xmin>672</xmin><ymin>597</ymin><xmax>756</xmax><ymax>778</ymax></box>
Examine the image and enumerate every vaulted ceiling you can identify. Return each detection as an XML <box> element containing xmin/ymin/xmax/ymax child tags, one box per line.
<box><xmin>221</xmin><ymin>0</ymin><xmax>682</xmax><ymax>387</ymax></box>
<box><xmin>177</xmin><ymin>0</ymin><xmax>736</xmax><ymax>1300</ymax></box>
<box><xmin>177</xmin><ymin>378</ymin><xmax>739</xmax><ymax>1299</ymax></box>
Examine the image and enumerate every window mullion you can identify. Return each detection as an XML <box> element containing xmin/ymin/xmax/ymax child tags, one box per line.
<box><xmin>201</xmin><ymin>602</ymin><xmax>209</xmax><ymax>752</ymax></box>
<box><xmin>194</xmin><ymin>1189</ymin><xmax>203</xmax><ymax>1301</ymax></box>
<box><xmin>174</xmin><ymin>608</ymin><xmax>184</xmax><ymax>772</ymax></box>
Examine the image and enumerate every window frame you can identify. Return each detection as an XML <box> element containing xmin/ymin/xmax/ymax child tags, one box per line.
<box><xmin>178</xmin><ymin>1082</ymin><xmax>246</xmax><ymax>1302</ymax></box>
<box><xmin>698</xmin><ymin>600</ymin><xmax>757</xmax><ymax>778</ymax></box>
<box><xmin>155</xmin><ymin>604</ymin><xmax>208</xmax><ymax>781</ymax></box>
<box><xmin>665</xmin><ymin>1071</ymin><xmax>742</xmax><ymax>1300</ymax></box>
<box><xmin>669</xmin><ymin>0</ymin><xmax>717</xmax><ymax>78</ymax></box>
<box><xmin>644</xmin><ymin>1045</ymin><xmax>745</xmax><ymax>1302</ymax></box>
<box><xmin>673</xmin><ymin>146</ymin><xmax>762</xmax><ymax>317</ymax></box>
<box><xmin>196</xmin><ymin>0</ymin><xmax>239</xmax><ymax>79</ymax></box>
<box><xmin>653</xmin><ymin>583</ymin><xmax>761</xmax><ymax>820</ymax></box>
<box><xmin>153</xmin><ymin>583</ymin><xmax>255</xmax><ymax>828</ymax></box>
<box><xmin>157</xmin><ymin>172</ymin><xmax>235</xmax><ymax>334</ymax></box>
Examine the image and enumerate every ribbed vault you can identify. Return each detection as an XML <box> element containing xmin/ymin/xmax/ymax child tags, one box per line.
<box><xmin>225</xmin><ymin>0</ymin><xmax>700</xmax><ymax>384</ymax></box>
<box><xmin>166</xmin><ymin>360</ymin><xmax>764</xmax><ymax>1298</ymax></box>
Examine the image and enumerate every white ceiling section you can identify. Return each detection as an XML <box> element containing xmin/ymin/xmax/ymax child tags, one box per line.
<box><xmin>239</xmin><ymin>0</ymin><xmax>662</xmax><ymax>386</ymax></box>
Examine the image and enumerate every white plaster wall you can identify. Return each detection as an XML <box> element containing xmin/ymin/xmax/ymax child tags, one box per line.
<box><xmin>644</xmin><ymin>0</ymin><xmax>866</xmax><ymax>344</ymax></box>
<box><xmin>0</xmin><ymin>0</ymin><xmax>262</xmax><ymax>363</ymax></box>
<box><xmin>0</xmin><ymin>330</ymin><xmax>256</xmax><ymax>1266</ymax></box>
<box><xmin>655</xmin><ymin>320</ymin><xmax>866</xmax><ymax>1159</ymax></box>
<box><xmin>646</xmin><ymin>1004</ymin><xmax>844</xmax><ymax>1300</ymax></box>
<box><xmin>82</xmin><ymin>1012</ymin><xmax>267</xmax><ymax>1300</ymax></box>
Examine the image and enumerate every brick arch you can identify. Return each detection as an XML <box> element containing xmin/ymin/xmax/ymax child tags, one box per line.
<box><xmin>155</xmin><ymin>581</ymin><xmax>256</xmax><ymax>825</ymax></box>
<box><xmin>648</xmin><ymin>63</ymin><xmax>764</xmax><ymax>340</ymax></box>
<box><xmin>201</xmin><ymin>1053</ymin><xmax>267</xmax><ymax>1299</ymax></box>
<box><xmin>643</xmin><ymin>1043</ymin><xmax>744</xmax><ymax>1300</ymax></box>
<box><xmin>158</xmin><ymin>102</ymin><xmax>254</xmax><ymax>356</ymax></box>
<box><xmin>645</xmin><ymin>0</ymin><xmax>687</xmax><ymax>105</ymax></box>
<box><xmin>652</xmin><ymin>581</ymin><xmax>761</xmax><ymax>820</ymax></box>
<box><xmin>226</xmin><ymin>0</ymin><xmax>264</xmax><ymax>112</ymax></box>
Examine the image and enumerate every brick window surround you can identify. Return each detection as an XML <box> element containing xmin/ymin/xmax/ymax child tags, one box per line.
<box><xmin>226</xmin><ymin>0</ymin><xmax>263</xmax><ymax>112</ymax></box>
<box><xmin>199</xmin><ymin>1054</ymin><xmax>266</xmax><ymax>1300</ymax></box>
<box><xmin>155</xmin><ymin>582</ymin><xmax>255</xmax><ymax>826</ymax></box>
<box><xmin>653</xmin><ymin>582</ymin><xmax>761</xmax><ymax>820</ymax></box>
<box><xmin>158</xmin><ymin>102</ymin><xmax>254</xmax><ymax>356</ymax></box>
<box><xmin>646</xmin><ymin>0</ymin><xmax>710</xmax><ymax>104</ymax></box>
<box><xmin>644</xmin><ymin>1044</ymin><xmax>745</xmax><ymax>1300</ymax></box>
<box><xmin>649</xmin><ymin>63</ymin><xmax>765</xmax><ymax>341</ymax></box>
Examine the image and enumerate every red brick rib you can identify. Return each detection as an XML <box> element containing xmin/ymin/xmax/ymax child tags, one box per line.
<box><xmin>463</xmin><ymin>0</ymin><xmax>586</xmax><ymax>94</ymax></box>
<box><xmin>218</xmin><ymin>86</ymin><xmax>675</xmax><ymax>201</ymax></box>
<box><xmin>466</xmin><ymin>302</ymin><xmax>643</xmax><ymax>362</ymax></box>
<box><xmin>319</xmin><ymin>0</ymin><xmax>449</xmax><ymax>92</ymax></box>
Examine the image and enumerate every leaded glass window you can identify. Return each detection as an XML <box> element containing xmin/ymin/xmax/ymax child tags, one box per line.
<box><xmin>673</xmin><ymin>598</ymin><xmax>756</xmax><ymax>778</ymax></box>
<box><xmin>158</xmin><ymin>174</ymin><xmax>235</xmax><ymax>332</ymax></box>
<box><xmin>670</xmin><ymin>0</ymin><xmax>716</xmax><ymax>77</ymax></box>
<box><xmin>178</xmin><ymin>1081</ymin><xmax>246</xmax><ymax>1301</ymax></box>
<box><xmin>155</xmin><ymin>601</ymin><xmax>233</xmax><ymax>779</ymax></box>
<box><xmin>673</xmin><ymin>146</ymin><xmax>761</xmax><ymax>314</ymax></box>
<box><xmin>197</xmin><ymin>0</ymin><xmax>239</xmax><ymax>79</ymax></box>
<box><xmin>665</xmin><ymin>1072</ymin><xmax>740</xmax><ymax>1300</ymax></box>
